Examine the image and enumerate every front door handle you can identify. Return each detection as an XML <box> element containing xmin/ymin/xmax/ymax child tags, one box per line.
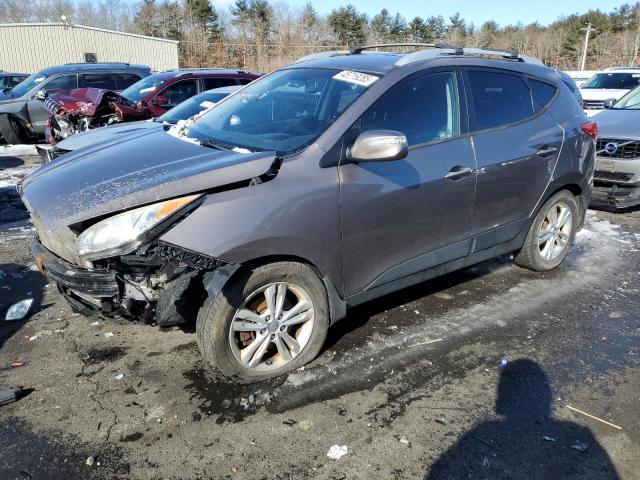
<box><xmin>537</xmin><ymin>146</ymin><xmax>558</xmax><ymax>158</ymax></box>
<box><xmin>445</xmin><ymin>166</ymin><xmax>474</xmax><ymax>180</ymax></box>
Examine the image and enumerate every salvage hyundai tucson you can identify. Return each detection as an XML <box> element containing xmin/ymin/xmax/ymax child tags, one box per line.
<box><xmin>19</xmin><ymin>44</ymin><xmax>596</xmax><ymax>383</ymax></box>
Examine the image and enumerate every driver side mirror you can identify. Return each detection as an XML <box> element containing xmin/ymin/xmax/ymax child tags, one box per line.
<box><xmin>603</xmin><ymin>98</ymin><xmax>616</xmax><ymax>109</ymax></box>
<box><xmin>348</xmin><ymin>130</ymin><xmax>408</xmax><ymax>163</ymax></box>
<box><xmin>31</xmin><ymin>89</ymin><xmax>47</xmax><ymax>101</ymax></box>
<box><xmin>150</xmin><ymin>95</ymin><xmax>169</xmax><ymax>106</ymax></box>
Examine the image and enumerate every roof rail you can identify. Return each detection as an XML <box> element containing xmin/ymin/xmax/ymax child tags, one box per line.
<box><xmin>396</xmin><ymin>46</ymin><xmax>543</xmax><ymax>66</ymax></box>
<box><xmin>293</xmin><ymin>50</ymin><xmax>350</xmax><ymax>64</ymax></box>
<box><xmin>349</xmin><ymin>43</ymin><xmax>463</xmax><ymax>55</ymax></box>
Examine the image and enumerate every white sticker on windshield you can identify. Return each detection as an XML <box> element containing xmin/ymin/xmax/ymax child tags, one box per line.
<box><xmin>140</xmin><ymin>86</ymin><xmax>157</xmax><ymax>93</ymax></box>
<box><xmin>199</xmin><ymin>101</ymin><xmax>216</xmax><ymax>109</ymax></box>
<box><xmin>333</xmin><ymin>70</ymin><xmax>379</xmax><ymax>87</ymax></box>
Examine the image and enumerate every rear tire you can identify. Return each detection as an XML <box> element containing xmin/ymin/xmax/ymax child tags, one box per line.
<box><xmin>514</xmin><ymin>190</ymin><xmax>578</xmax><ymax>271</ymax></box>
<box><xmin>0</xmin><ymin>114</ymin><xmax>27</xmax><ymax>144</ymax></box>
<box><xmin>196</xmin><ymin>261</ymin><xmax>329</xmax><ymax>383</ymax></box>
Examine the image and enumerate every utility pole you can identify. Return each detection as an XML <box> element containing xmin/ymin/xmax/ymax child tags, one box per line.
<box><xmin>579</xmin><ymin>23</ymin><xmax>596</xmax><ymax>71</ymax></box>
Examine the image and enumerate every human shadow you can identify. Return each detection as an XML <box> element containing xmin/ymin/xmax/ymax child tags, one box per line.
<box><xmin>425</xmin><ymin>359</ymin><xmax>619</xmax><ymax>479</ymax></box>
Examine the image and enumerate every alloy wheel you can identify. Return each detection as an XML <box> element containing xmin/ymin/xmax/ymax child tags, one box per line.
<box><xmin>537</xmin><ymin>201</ymin><xmax>573</xmax><ymax>262</ymax></box>
<box><xmin>228</xmin><ymin>282</ymin><xmax>315</xmax><ymax>372</ymax></box>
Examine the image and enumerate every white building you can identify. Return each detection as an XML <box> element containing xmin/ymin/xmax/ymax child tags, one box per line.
<box><xmin>0</xmin><ymin>23</ymin><xmax>179</xmax><ymax>73</ymax></box>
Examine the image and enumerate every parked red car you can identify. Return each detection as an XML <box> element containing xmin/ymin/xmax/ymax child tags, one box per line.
<box><xmin>43</xmin><ymin>68</ymin><xmax>260</xmax><ymax>143</ymax></box>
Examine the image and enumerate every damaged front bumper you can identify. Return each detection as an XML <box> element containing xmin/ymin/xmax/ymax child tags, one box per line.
<box><xmin>590</xmin><ymin>182</ymin><xmax>640</xmax><ymax>210</ymax></box>
<box><xmin>32</xmin><ymin>239</ymin><xmax>224</xmax><ymax>326</ymax></box>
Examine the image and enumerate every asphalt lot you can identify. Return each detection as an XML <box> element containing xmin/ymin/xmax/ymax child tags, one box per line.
<box><xmin>1</xmin><ymin>152</ymin><xmax>639</xmax><ymax>479</ymax></box>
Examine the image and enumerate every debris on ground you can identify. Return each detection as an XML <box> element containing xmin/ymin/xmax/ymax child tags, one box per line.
<box><xmin>0</xmin><ymin>387</ymin><xmax>30</xmax><ymax>406</ymax></box>
<box><xmin>231</xmin><ymin>466</ymin><xmax>239</xmax><ymax>473</ymax></box>
<box><xmin>542</xmin><ymin>436</ymin><xmax>557</xmax><ymax>442</ymax></box>
<box><xmin>298</xmin><ymin>419</ymin><xmax>313</xmax><ymax>430</ymax></box>
<box><xmin>85</xmin><ymin>456</ymin><xmax>95</xmax><ymax>466</ymax></box>
<box><xmin>410</xmin><ymin>338</ymin><xmax>444</xmax><ymax>348</ymax></box>
<box><xmin>571</xmin><ymin>440</ymin><xmax>590</xmax><ymax>452</ymax></box>
<box><xmin>398</xmin><ymin>436</ymin><xmax>410</xmax><ymax>445</ymax></box>
<box><xmin>191</xmin><ymin>412</ymin><xmax>201</xmax><ymax>422</ymax></box>
<box><xmin>327</xmin><ymin>444</ymin><xmax>348</xmax><ymax>460</ymax></box>
<box><xmin>4</xmin><ymin>298</ymin><xmax>33</xmax><ymax>321</ymax></box>
<box><xmin>114</xmin><ymin>373</ymin><xmax>124</xmax><ymax>380</ymax></box>
<box><xmin>435</xmin><ymin>416</ymin><xmax>447</xmax><ymax>425</ymax></box>
<box><xmin>500</xmin><ymin>357</ymin><xmax>508</xmax><ymax>368</ymax></box>
<box><xmin>482</xmin><ymin>456</ymin><xmax>490</xmax><ymax>467</ymax></box>
<box><xmin>10</xmin><ymin>362</ymin><xmax>27</xmax><ymax>368</ymax></box>
<box><xmin>566</xmin><ymin>404</ymin><xmax>623</xmax><ymax>430</ymax></box>
<box><xmin>28</xmin><ymin>335</ymin><xmax>38</xmax><ymax>342</ymax></box>
<box><xmin>104</xmin><ymin>332</ymin><xmax>115</xmax><ymax>338</ymax></box>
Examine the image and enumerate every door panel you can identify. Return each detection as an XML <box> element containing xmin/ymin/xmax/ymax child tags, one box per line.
<box><xmin>464</xmin><ymin>68</ymin><xmax>564</xmax><ymax>246</ymax></box>
<box><xmin>340</xmin><ymin>138</ymin><xmax>477</xmax><ymax>295</ymax></box>
<box><xmin>471</xmin><ymin>112</ymin><xmax>564</xmax><ymax>242</ymax></box>
<box><xmin>339</xmin><ymin>70</ymin><xmax>477</xmax><ymax>296</ymax></box>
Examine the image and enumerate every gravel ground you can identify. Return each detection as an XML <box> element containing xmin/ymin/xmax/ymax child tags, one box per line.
<box><xmin>0</xmin><ymin>153</ymin><xmax>639</xmax><ymax>479</ymax></box>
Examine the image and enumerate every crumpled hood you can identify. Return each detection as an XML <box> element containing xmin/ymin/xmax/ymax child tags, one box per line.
<box><xmin>47</xmin><ymin>88</ymin><xmax>127</xmax><ymax>116</ymax></box>
<box><xmin>56</xmin><ymin>120</ymin><xmax>162</xmax><ymax>152</ymax></box>
<box><xmin>593</xmin><ymin>109</ymin><xmax>640</xmax><ymax>140</ymax></box>
<box><xmin>19</xmin><ymin>128</ymin><xmax>276</xmax><ymax>230</ymax></box>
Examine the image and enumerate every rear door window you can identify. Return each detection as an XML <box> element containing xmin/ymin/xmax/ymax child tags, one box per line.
<box><xmin>467</xmin><ymin>70</ymin><xmax>533</xmax><ymax>131</ymax></box>
<box><xmin>42</xmin><ymin>74</ymin><xmax>78</xmax><ymax>93</ymax></box>
<box><xmin>115</xmin><ymin>74</ymin><xmax>142</xmax><ymax>90</ymax></box>
<box><xmin>157</xmin><ymin>79</ymin><xmax>198</xmax><ymax>107</ymax></box>
<box><xmin>202</xmin><ymin>77</ymin><xmax>238</xmax><ymax>90</ymax></box>
<box><xmin>528</xmin><ymin>79</ymin><xmax>557</xmax><ymax>111</ymax></box>
<box><xmin>360</xmin><ymin>71</ymin><xmax>460</xmax><ymax>146</ymax></box>
<box><xmin>79</xmin><ymin>73</ymin><xmax>117</xmax><ymax>90</ymax></box>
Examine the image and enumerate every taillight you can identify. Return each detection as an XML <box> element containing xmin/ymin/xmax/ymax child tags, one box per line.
<box><xmin>581</xmin><ymin>121</ymin><xmax>597</xmax><ymax>139</ymax></box>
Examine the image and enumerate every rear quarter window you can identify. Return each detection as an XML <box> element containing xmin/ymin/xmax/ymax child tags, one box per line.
<box><xmin>529</xmin><ymin>79</ymin><xmax>557</xmax><ymax>111</ymax></box>
<box><xmin>467</xmin><ymin>70</ymin><xmax>533</xmax><ymax>131</ymax></box>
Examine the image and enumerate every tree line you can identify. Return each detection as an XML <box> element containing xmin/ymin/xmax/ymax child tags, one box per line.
<box><xmin>1</xmin><ymin>0</ymin><xmax>639</xmax><ymax>71</ymax></box>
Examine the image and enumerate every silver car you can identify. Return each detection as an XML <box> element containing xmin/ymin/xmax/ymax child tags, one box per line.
<box><xmin>591</xmin><ymin>85</ymin><xmax>640</xmax><ymax>210</ymax></box>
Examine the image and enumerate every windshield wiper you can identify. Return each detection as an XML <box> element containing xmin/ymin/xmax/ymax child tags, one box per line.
<box><xmin>200</xmin><ymin>139</ymin><xmax>233</xmax><ymax>151</ymax></box>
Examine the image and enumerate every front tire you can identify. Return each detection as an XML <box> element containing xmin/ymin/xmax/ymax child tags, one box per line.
<box><xmin>196</xmin><ymin>261</ymin><xmax>329</xmax><ymax>383</ymax></box>
<box><xmin>0</xmin><ymin>114</ymin><xmax>27</xmax><ymax>144</ymax></box>
<box><xmin>514</xmin><ymin>190</ymin><xmax>578</xmax><ymax>271</ymax></box>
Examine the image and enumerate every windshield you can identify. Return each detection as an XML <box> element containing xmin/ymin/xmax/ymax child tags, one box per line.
<box><xmin>9</xmin><ymin>71</ymin><xmax>49</xmax><ymax>97</ymax></box>
<box><xmin>582</xmin><ymin>72</ymin><xmax>640</xmax><ymax>90</ymax></box>
<box><xmin>120</xmin><ymin>75</ymin><xmax>166</xmax><ymax>102</ymax></box>
<box><xmin>158</xmin><ymin>91</ymin><xmax>230</xmax><ymax>124</ymax></box>
<box><xmin>613</xmin><ymin>85</ymin><xmax>640</xmax><ymax>109</ymax></box>
<box><xmin>187</xmin><ymin>68</ymin><xmax>375</xmax><ymax>153</ymax></box>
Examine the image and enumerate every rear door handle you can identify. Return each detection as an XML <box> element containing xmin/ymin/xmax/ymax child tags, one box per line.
<box><xmin>445</xmin><ymin>166</ymin><xmax>474</xmax><ymax>180</ymax></box>
<box><xmin>537</xmin><ymin>146</ymin><xmax>558</xmax><ymax>158</ymax></box>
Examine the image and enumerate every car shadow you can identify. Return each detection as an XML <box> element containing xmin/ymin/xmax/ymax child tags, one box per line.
<box><xmin>323</xmin><ymin>255</ymin><xmax>511</xmax><ymax>352</ymax></box>
<box><xmin>0</xmin><ymin>263</ymin><xmax>47</xmax><ymax>352</ymax></box>
<box><xmin>424</xmin><ymin>359</ymin><xmax>619</xmax><ymax>479</ymax></box>
<box><xmin>0</xmin><ymin>155</ymin><xmax>24</xmax><ymax>169</ymax></box>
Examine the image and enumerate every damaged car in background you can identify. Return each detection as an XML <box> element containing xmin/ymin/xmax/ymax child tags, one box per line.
<box><xmin>590</xmin><ymin>83</ymin><xmax>640</xmax><ymax>210</ymax></box>
<box><xmin>19</xmin><ymin>45</ymin><xmax>594</xmax><ymax>383</ymax></box>
<box><xmin>37</xmin><ymin>85</ymin><xmax>242</xmax><ymax>162</ymax></box>
<box><xmin>0</xmin><ymin>63</ymin><xmax>151</xmax><ymax>144</ymax></box>
<box><xmin>43</xmin><ymin>68</ymin><xmax>259</xmax><ymax>143</ymax></box>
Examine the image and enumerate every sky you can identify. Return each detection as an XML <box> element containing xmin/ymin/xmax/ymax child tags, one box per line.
<box><xmin>208</xmin><ymin>0</ymin><xmax>628</xmax><ymax>26</ymax></box>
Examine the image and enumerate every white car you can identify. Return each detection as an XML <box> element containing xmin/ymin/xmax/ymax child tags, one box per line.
<box><xmin>580</xmin><ymin>67</ymin><xmax>640</xmax><ymax>116</ymax></box>
<box><xmin>564</xmin><ymin>70</ymin><xmax>600</xmax><ymax>87</ymax></box>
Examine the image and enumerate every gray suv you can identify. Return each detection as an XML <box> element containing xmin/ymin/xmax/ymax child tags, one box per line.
<box><xmin>0</xmin><ymin>62</ymin><xmax>150</xmax><ymax>143</ymax></box>
<box><xmin>19</xmin><ymin>45</ymin><xmax>595</xmax><ymax>382</ymax></box>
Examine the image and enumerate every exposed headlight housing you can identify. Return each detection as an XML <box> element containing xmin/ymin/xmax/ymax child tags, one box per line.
<box><xmin>76</xmin><ymin>195</ymin><xmax>200</xmax><ymax>261</ymax></box>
